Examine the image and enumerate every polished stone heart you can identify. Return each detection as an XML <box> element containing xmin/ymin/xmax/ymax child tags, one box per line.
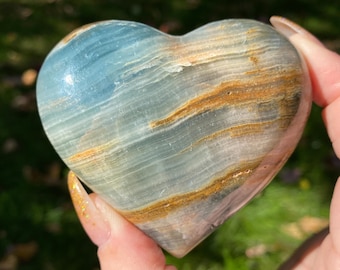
<box><xmin>37</xmin><ymin>19</ymin><xmax>311</xmax><ymax>257</ymax></box>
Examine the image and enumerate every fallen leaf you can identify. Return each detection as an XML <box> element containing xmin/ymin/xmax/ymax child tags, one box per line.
<box><xmin>2</xmin><ymin>138</ymin><xmax>19</xmax><ymax>154</ymax></box>
<box><xmin>281</xmin><ymin>223</ymin><xmax>305</xmax><ymax>240</ymax></box>
<box><xmin>13</xmin><ymin>241</ymin><xmax>38</xmax><ymax>262</ymax></box>
<box><xmin>23</xmin><ymin>162</ymin><xmax>63</xmax><ymax>187</ymax></box>
<box><xmin>0</xmin><ymin>254</ymin><xmax>18</xmax><ymax>270</ymax></box>
<box><xmin>299</xmin><ymin>216</ymin><xmax>329</xmax><ymax>234</ymax></box>
<box><xmin>11</xmin><ymin>91</ymin><xmax>36</xmax><ymax>112</ymax></box>
<box><xmin>281</xmin><ymin>216</ymin><xmax>329</xmax><ymax>240</ymax></box>
<box><xmin>245</xmin><ymin>243</ymin><xmax>268</xmax><ymax>258</ymax></box>
<box><xmin>21</xmin><ymin>69</ymin><xmax>37</xmax><ymax>86</ymax></box>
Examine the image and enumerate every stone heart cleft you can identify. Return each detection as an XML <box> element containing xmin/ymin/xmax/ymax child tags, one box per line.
<box><xmin>37</xmin><ymin>19</ymin><xmax>311</xmax><ymax>257</ymax></box>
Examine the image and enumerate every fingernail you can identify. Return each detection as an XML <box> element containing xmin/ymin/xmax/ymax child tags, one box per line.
<box><xmin>270</xmin><ymin>16</ymin><xmax>324</xmax><ymax>47</ymax></box>
<box><xmin>68</xmin><ymin>171</ymin><xmax>111</xmax><ymax>245</ymax></box>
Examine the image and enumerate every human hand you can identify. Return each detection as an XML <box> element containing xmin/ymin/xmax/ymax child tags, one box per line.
<box><xmin>67</xmin><ymin>16</ymin><xmax>340</xmax><ymax>270</ymax></box>
<box><xmin>67</xmin><ymin>171</ymin><xmax>176</xmax><ymax>270</ymax></box>
<box><xmin>271</xmin><ymin>16</ymin><xmax>340</xmax><ymax>270</ymax></box>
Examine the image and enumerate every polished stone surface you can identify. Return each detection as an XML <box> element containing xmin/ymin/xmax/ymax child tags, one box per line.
<box><xmin>37</xmin><ymin>19</ymin><xmax>311</xmax><ymax>257</ymax></box>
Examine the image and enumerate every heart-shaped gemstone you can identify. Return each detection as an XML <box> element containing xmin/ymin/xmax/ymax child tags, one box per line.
<box><xmin>37</xmin><ymin>19</ymin><xmax>311</xmax><ymax>257</ymax></box>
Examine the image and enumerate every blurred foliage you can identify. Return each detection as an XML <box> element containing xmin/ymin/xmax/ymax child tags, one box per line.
<box><xmin>1</xmin><ymin>0</ymin><xmax>340</xmax><ymax>269</ymax></box>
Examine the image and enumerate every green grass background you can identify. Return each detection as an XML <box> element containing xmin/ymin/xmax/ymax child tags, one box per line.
<box><xmin>1</xmin><ymin>0</ymin><xmax>340</xmax><ymax>269</ymax></box>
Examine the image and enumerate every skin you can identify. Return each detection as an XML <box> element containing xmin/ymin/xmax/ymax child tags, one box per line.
<box><xmin>68</xmin><ymin>16</ymin><xmax>340</xmax><ymax>270</ymax></box>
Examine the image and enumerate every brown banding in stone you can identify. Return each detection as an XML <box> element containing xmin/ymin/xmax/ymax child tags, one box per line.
<box><xmin>149</xmin><ymin>69</ymin><xmax>302</xmax><ymax>129</ymax></box>
<box><xmin>120</xmin><ymin>158</ymin><xmax>262</xmax><ymax>224</ymax></box>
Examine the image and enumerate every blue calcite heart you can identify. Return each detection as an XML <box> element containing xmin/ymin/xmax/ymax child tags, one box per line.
<box><xmin>37</xmin><ymin>19</ymin><xmax>311</xmax><ymax>257</ymax></box>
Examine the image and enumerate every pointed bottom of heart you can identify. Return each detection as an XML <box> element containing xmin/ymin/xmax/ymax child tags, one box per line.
<box><xmin>121</xmin><ymin>171</ymin><xmax>271</xmax><ymax>258</ymax></box>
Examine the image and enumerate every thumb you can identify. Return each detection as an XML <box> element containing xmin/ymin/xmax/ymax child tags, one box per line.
<box><xmin>68</xmin><ymin>171</ymin><xmax>176</xmax><ymax>270</ymax></box>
